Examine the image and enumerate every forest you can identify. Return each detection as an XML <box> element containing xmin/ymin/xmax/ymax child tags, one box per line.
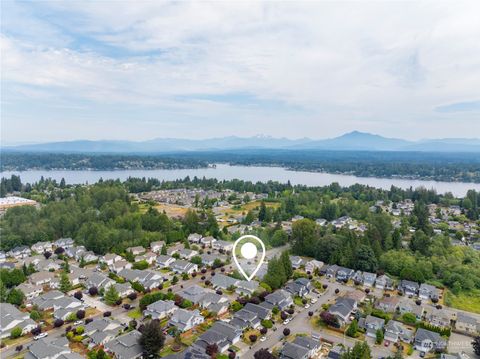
<box><xmin>2</xmin><ymin>149</ymin><xmax>480</xmax><ymax>182</ymax></box>
<box><xmin>1</xmin><ymin>175</ymin><xmax>479</xmax><ymax>297</ymax></box>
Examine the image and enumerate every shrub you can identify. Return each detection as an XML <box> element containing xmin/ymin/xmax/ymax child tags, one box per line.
<box><xmin>74</xmin><ymin>291</ymin><xmax>83</xmax><ymax>300</ymax></box>
<box><xmin>283</xmin><ymin>328</ymin><xmax>290</xmax><ymax>336</ymax></box>
<box><xmin>10</xmin><ymin>327</ymin><xmax>22</xmax><ymax>339</ymax></box>
<box><xmin>54</xmin><ymin>319</ymin><xmax>65</xmax><ymax>327</ymax></box>
<box><xmin>75</xmin><ymin>326</ymin><xmax>84</xmax><ymax>335</ymax></box>
<box><xmin>249</xmin><ymin>334</ymin><xmax>257</xmax><ymax>343</ymax></box>
<box><xmin>30</xmin><ymin>310</ymin><xmax>41</xmax><ymax>321</ymax></box>
<box><xmin>103</xmin><ymin>311</ymin><xmax>111</xmax><ymax>317</ymax></box>
<box><xmin>260</xmin><ymin>327</ymin><xmax>267</xmax><ymax>335</ymax></box>
<box><xmin>261</xmin><ymin>319</ymin><xmax>273</xmax><ymax>328</ymax></box>
<box><xmin>76</xmin><ymin>310</ymin><xmax>85</xmax><ymax>319</ymax></box>
<box><xmin>128</xmin><ymin>292</ymin><xmax>137</xmax><ymax>300</ymax></box>
<box><xmin>88</xmin><ymin>287</ymin><xmax>98</xmax><ymax>296</ymax></box>
<box><xmin>280</xmin><ymin>312</ymin><xmax>288</xmax><ymax>320</ymax></box>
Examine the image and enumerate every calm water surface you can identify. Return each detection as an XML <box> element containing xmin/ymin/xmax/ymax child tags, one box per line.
<box><xmin>2</xmin><ymin>164</ymin><xmax>479</xmax><ymax>197</ymax></box>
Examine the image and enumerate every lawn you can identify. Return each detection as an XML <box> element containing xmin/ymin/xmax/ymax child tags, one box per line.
<box><xmin>444</xmin><ymin>289</ymin><xmax>480</xmax><ymax>314</ymax></box>
<box><xmin>127</xmin><ymin>308</ymin><xmax>142</xmax><ymax>319</ymax></box>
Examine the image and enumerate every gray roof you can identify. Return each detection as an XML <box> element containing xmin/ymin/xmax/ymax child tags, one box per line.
<box><xmin>105</xmin><ymin>330</ymin><xmax>143</xmax><ymax>359</ymax></box>
<box><xmin>280</xmin><ymin>342</ymin><xmax>310</xmax><ymax>359</ymax></box>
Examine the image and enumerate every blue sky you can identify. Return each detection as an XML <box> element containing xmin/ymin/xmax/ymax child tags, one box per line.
<box><xmin>1</xmin><ymin>1</ymin><xmax>480</xmax><ymax>145</ymax></box>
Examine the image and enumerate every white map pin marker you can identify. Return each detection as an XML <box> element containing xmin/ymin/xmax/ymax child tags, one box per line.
<box><xmin>232</xmin><ymin>235</ymin><xmax>266</xmax><ymax>281</ymax></box>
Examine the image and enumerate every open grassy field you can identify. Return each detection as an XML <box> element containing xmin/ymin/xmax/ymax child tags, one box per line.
<box><xmin>444</xmin><ymin>289</ymin><xmax>480</xmax><ymax>314</ymax></box>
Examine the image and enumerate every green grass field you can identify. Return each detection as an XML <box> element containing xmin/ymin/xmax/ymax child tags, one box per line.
<box><xmin>444</xmin><ymin>289</ymin><xmax>480</xmax><ymax>314</ymax></box>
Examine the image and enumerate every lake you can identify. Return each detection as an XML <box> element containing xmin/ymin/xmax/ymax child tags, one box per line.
<box><xmin>2</xmin><ymin>164</ymin><xmax>479</xmax><ymax>197</ymax></box>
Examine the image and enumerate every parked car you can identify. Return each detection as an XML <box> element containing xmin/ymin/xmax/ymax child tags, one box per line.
<box><xmin>74</xmin><ymin>320</ymin><xmax>83</xmax><ymax>325</ymax></box>
<box><xmin>305</xmin><ymin>304</ymin><xmax>310</xmax><ymax>309</ymax></box>
<box><xmin>34</xmin><ymin>333</ymin><xmax>48</xmax><ymax>340</ymax></box>
<box><xmin>260</xmin><ymin>336</ymin><xmax>266</xmax><ymax>342</ymax></box>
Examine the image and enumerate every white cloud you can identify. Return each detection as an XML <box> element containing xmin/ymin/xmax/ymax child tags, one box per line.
<box><xmin>1</xmin><ymin>1</ymin><xmax>480</xmax><ymax>142</ymax></box>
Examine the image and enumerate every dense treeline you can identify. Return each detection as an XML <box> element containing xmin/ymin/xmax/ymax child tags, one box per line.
<box><xmin>2</xmin><ymin>149</ymin><xmax>480</xmax><ymax>182</ymax></box>
<box><xmin>0</xmin><ymin>152</ymin><xmax>208</xmax><ymax>171</ymax></box>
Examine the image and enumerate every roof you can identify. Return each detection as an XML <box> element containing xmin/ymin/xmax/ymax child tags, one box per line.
<box><xmin>146</xmin><ymin>299</ymin><xmax>176</xmax><ymax>314</ymax></box>
<box><xmin>415</xmin><ymin>328</ymin><xmax>442</xmax><ymax>342</ymax></box>
<box><xmin>105</xmin><ymin>330</ymin><xmax>143</xmax><ymax>359</ymax></box>
<box><xmin>280</xmin><ymin>342</ymin><xmax>310</xmax><ymax>359</ymax></box>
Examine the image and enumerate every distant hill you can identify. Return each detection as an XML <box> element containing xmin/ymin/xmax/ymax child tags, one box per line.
<box><xmin>3</xmin><ymin>131</ymin><xmax>480</xmax><ymax>153</ymax></box>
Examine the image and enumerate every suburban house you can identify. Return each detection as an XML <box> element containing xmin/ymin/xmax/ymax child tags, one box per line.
<box><xmin>169</xmin><ymin>308</ymin><xmax>204</xmax><ymax>332</ymax></box>
<box><xmin>323</xmin><ymin>264</ymin><xmax>340</xmax><ymax>278</ymax></box>
<box><xmin>200</xmin><ymin>254</ymin><xmax>216</xmax><ymax>266</ymax></box>
<box><xmin>345</xmin><ymin>290</ymin><xmax>367</xmax><ymax>303</ymax></box>
<box><xmin>31</xmin><ymin>241</ymin><xmax>53</xmax><ymax>253</ymax></box>
<box><xmin>398</xmin><ymin>299</ymin><xmax>424</xmax><ymax>320</ymax></box>
<box><xmin>244</xmin><ymin>302</ymin><xmax>271</xmax><ymax>320</ymax></box>
<box><xmin>375</xmin><ymin>296</ymin><xmax>400</xmax><ymax>313</ymax></box>
<box><xmin>328</xmin><ymin>297</ymin><xmax>357</xmax><ymax>325</ymax></box>
<box><xmin>178</xmin><ymin>248</ymin><xmax>198</xmax><ymax>260</ymax></box>
<box><xmin>359</xmin><ymin>315</ymin><xmax>385</xmax><ymax>338</ymax></box>
<box><xmin>101</xmin><ymin>253</ymin><xmax>122</xmax><ymax>266</ymax></box>
<box><xmin>113</xmin><ymin>282</ymin><xmax>134</xmax><ymax>298</ymax></box>
<box><xmin>187</xmin><ymin>233</ymin><xmax>203</xmax><ymax>243</ymax></box>
<box><xmin>86</xmin><ymin>272</ymin><xmax>115</xmax><ymax>290</ymax></box>
<box><xmin>336</xmin><ymin>267</ymin><xmax>355</xmax><ymax>282</ymax></box>
<box><xmin>230</xmin><ymin>308</ymin><xmax>261</xmax><ymax>330</ymax></box>
<box><xmin>399</xmin><ymin>280</ymin><xmax>420</xmax><ymax>296</ymax></box>
<box><xmin>30</xmin><ymin>271</ymin><xmax>55</xmax><ymax>286</ymax></box>
<box><xmin>52</xmin><ymin>296</ymin><xmax>84</xmax><ymax>320</ymax></box>
<box><xmin>126</xmin><ymin>246</ymin><xmax>145</xmax><ymax>256</ymax></box>
<box><xmin>285</xmin><ymin>278</ymin><xmax>311</xmax><ymax>297</ymax></box>
<box><xmin>261</xmin><ymin>289</ymin><xmax>294</xmax><ymax>310</ymax></box>
<box><xmin>156</xmin><ymin>255</ymin><xmax>175</xmax><ymax>268</ymax></box>
<box><xmin>376</xmin><ymin>274</ymin><xmax>395</xmax><ymax>290</ymax></box>
<box><xmin>198</xmin><ymin>292</ymin><xmax>229</xmax><ymax>315</ymax></box>
<box><xmin>31</xmin><ymin>290</ymin><xmax>65</xmax><ymax>310</ymax></box>
<box><xmin>194</xmin><ymin>321</ymin><xmax>241</xmax><ymax>353</ymax></box>
<box><xmin>54</xmin><ymin>237</ymin><xmax>74</xmax><ymax>248</ymax></box>
<box><xmin>427</xmin><ymin>312</ymin><xmax>451</xmax><ymax>328</ymax></box>
<box><xmin>25</xmin><ymin>338</ymin><xmax>81</xmax><ymax>359</ymax></box>
<box><xmin>150</xmin><ymin>241</ymin><xmax>166</xmax><ymax>253</ymax></box>
<box><xmin>0</xmin><ymin>303</ymin><xmax>37</xmax><ymax>338</ymax></box>
<box><xmin>170</xmin><ymin>260</ymin><xmax>198</xmax><ymax>274</ymax></box>
<box><xmin>362</xmin><ymin>272</ymin><xmax>377</xmax><ymax>287</ymax></box>
<box><xmin>111</xmin><ymin>259</ymin><xmax>132</xmax><ymax>273</ymax></box>
<box><xmin>16</xmin><ymin>283</ymin><xmax>43</xmax><ymax>300</ymax></box>
<box><xmin>289</xmin><ymin>256</ymin><xmax>303</xmax><ymax>269</ymax></box>
<box><xmin>211</xmin><ymin>273</ymin><xmax>238</xmax><ymax>290</ymax></box>
<box><xmin>7</xmin><ymin>245</ymin><xmax>31</xmax><ymax>259</ymax></box>
<box><xmin>384</xmin><ymin>320</ymin><xmax>414</xmax><ymax>343</ymax></box>
<box><xmin>280</xmin><ymin>336</ymin><xmax>321</xmax><ymax>359</ymax></box>
<box><xmin>135</xmin><ymin>252</ymin><xmax>157</xmax><ymax>265</ymax></box>
<box><xmin>178</xmin><ymin>285</ymin><xmax>207</xmax><ymax>305</ymax></box>
<box><xmin>419</xmin><ymin>283</ymin><xmax>440</xmax><ymax>301</ymax></box>
<box><xmin>235</xmin><ymin>280</ymin><xmax>260</xmax><ymax>296</ymax></box>
<box><xmin>85</xmin><ymin>317</ymin><xmax>123</xmax><ymax>347</ymax></box>
<box><xmin>104</xmin><ymin>330</ymin><xmax>143</xmax><ymax>359</ymax></box>
<box><xmin>212</xmin><ymin>240</ymin><xmax>234</xmax><ymax>253</ymax></box>
<box><xmin>117</xmin><ymin>268</ymin><xmax>163</xmax><ymax>289</ymax></box>
<box><xmin>144</xmin><ymin>300</ymin><xmax>177</xmax><ymax>320</ymax></box>
<box><xmin>305</xmin><ymin>259</ymin><xmax>324</xmax><ymax>274</ymax></box>
<box><xmin>414</xmin><ymin>328</ymin><xmax>447</xmax><ymax>353</ymax></box>
<box><xmin>455</xmin><ymin>313</ymin><xmax>478</xmax><ymax>334</ymax></box>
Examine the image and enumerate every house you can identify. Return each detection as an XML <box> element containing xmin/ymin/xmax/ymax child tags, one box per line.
<box><xmin>235</xmin><ymin>280</ymin><xmax>260</xmax><ymax>296</ymax></box>
<box><xmin>117</xmin><ymin>269</ymin><xmax>162</xmax><ymax>290</ymax></box>
<box><xmin>323</xmin><ymin>264</ymin><xmax>340</xmax><ymax>278</ymax></box>
<box><xmin>179</xmin><ymin>285</ymin><xmax>207</xmax><ymax>304</ymax></box>
<box><xmin>211</xmin><ymin>273</ymin><xmax>238</xmax><ymax>290</ymax></box>
<box><xmin>0</xmin><ymin>251</ymin><xmax>6</xmax><ymax>263</ymax></box>
<box><xmin>31</xmin><ymin>290</ymin><xmax>65</xmax><ymax>310</ymax></box>
<box><xmin>31</xmin><ymin>241</ymin><xmax>53</xmax><ymax>253</ymax></box>
<box><xmin>0</xmin><ymin>303</ymin><xmax>37</xmax><ymax>338</ymax></box>
<box><xmin>85</xmin><ymin>317</ymin><xmax>123</xmax><ymax>346</ymax></box>
<box><xmin>25</xmin><ymin>338</ymin><xmax>81</xmax><ymax>359</ymax></box>
<box><xmin>52</xmin><ymin>296</ymin><xmax>84</xmax><ymax>320</ymax></box>
<box><xmin>126</xmin><ymin>246</ymin><xmax>145</xmax><ymax>256</ymax></box>
<box><xmin>30</xmin><ymin>271</ymin><xmax>55</xmax><ymax>286</ymax></box>
<box><xmin>54</xmin><ymin>237</ymin><xmax>74</xmax><ymax>248</ymax></box>
<box><xmin>8</xmin><ymin>245</ymin><xmax>31</xmax><ymax>259</ymax></box>
<box><xmin>384</xmin><ymin>320</ymin><xmax>414</xmax><ymax>343</ymax></box>
<box><xmin>398</xmin><ymin>299</ymin><xmax>424</xmax><ymax>320</ymax></box>
<box><xmin>198</xmin><ymin>292</ymin><xmax>229</xmax><ymax>315</ymax></box>
<box><xmin>135</xmin><ymin>252</ymin><xmax>157</xmax><ymax>265</ymax></box>
<box><xmin>81</xmin><ymin>251</ymin><xmax>98</xmax><ymax>263</ymax></box>
<box><xmin>150</xmin><ymin>241</ymin><xmax>166</xmax><ymax>253</ymax></box>
<box><xmin>414</xmin><ymin>328</ymin><xmax>447</xmax><ymax>353</ymax></box>
<box><xmin>144</xmin><ymin>300</ymin><xmax>177</xmax><ymax>320</ymax></box>
<box><xmin>209</xmin><ymin>321</ymin><xmax>242</xmax><ymax>345</ymax></box>
<box><xmin>289</xmin><ymin>256</ymin><xmax>303</xmax><ymax>269</ymax></box>
<box><xmin>156</xmin><ymin>255</ymin><xmax>175</xmax><ymax>268</ymax></box>
<box><xmin>362</xmin><ymin>272</ymin><xmax>377</xmax><ymax>287</ymax></box>
<box><xmin>399</xmin><ymin>280</ymin><xmax>420</xmax><ymax>296</ymax></box>
<box><xmin>177</xmin><ymin>248</ymin><xmax>198</xmax><ymax>260</ymax></box>
<box><xmin>170</xmin><ymin>260</ymin><xmax>198</xmax><ymax>274</ymax></box>
<box><xmin>375</xmin><ymin>296</ymin><xmax>400</xmax><ymax>313</ymax></box>
<box><xmin>328</xmin><ymin>297</ymin><xmax>357</xmax><ymax>324</ymax></box>
<box><xmin>280</xmin><ymin>336</ymin><xmax>320</xmax><ymax>359</ymax></box>
<box><xmin>455</xmin><ymin>313</ymin><xmax>478</xmax><ymax>334</ymax></box>
<box><xmin>336</xmin><ymin>267</ymin><xmax>355</xmax><ymax>282</ymax></box>
<box><xmin>194</xmin><ymin>322</ymin><xmax>241</xmax><ymax>353</ymax></box>
<box><xmin>200</xmin><ymin>236</ymin><xmax>217</xmax><ymax>246</ymax></box>
<box><xmin>328</xmin><ymin>345</ymin><xmax>346</xmax><ymax>359</ymax></box>
<box><xmin>427</xmin><ymin>312</ymin><xmax>451</xmax><ymax>328</ymax></box>
<box><xmin>244</xmin><ymin>303</ymin><xmax>271</xmax><ymax>320</ymax></box>
<box><xmin>101</xmin><ymin>253</ymin><xmax>122</xmax><ymax>266</ymax></box>
<box><xmin>200</xmin><ymin>253</ymin><xmax>216</xmax><ymax>266</ymax></box>
<box><xmin>188</xmin><ymin>233</ymin><xmax>202</xmax><ymax>243</ymax></box>
<box><xmin>376</xmin><ymin>274</ymin><xmax>395</xmax><ymax>290</ymax></box>
<box><xmin>104</xmin><ymin>330</ymin><xmax>143</xmax><ymax>359</ymax></box>
<box><xmin>285</xmin><ymin>278</ymin><xmax>311</xmax><ymax>297</ymax></box>
<box><xmin>305</xmin><ymin>259</ymin><xmax>324</xmax><ymax>274</ymax></box>
<box><xmin>167</xmin><ymin>244</ymin><xmax>183</xmax><ymax>256</ymax></box>
<box><xmin>345</xmin><ymin>289</ymin><xmax>367</xmax><ymax>303</ymax></box>
<box><xmin>212</xmin><ymin>240</ymin><xmax>233</xmax><ymax>253</ymax></box>
<box><xmin>36</xmin><ymin>259</ymin><xmax>62</xmax><ymax>272</ymax></box>
<box><xmin>16</xmin><ymin>283</ymin><xmax>43</xmax><ymax>300</ymax></box>
<box><xmin>169</xmin><ymin>309</ymin><xmax>204</xmax><ymax>332</ymax></box>
<box><xmin>87</xmin><ymin>272</ymin><xmax>115</xmax><ymax>290</ymax></box>
<box><xmin>111</xmin><ymin>259</ymin><xmax>132</xmax><ymax>273</ymax></box>
<box><xmin>114</xmin><ymin>282</ymin><xmax>134</xmax><ymax>298</ymax></box>
<box><xmin>316</xmin><ymin>218</ymin><xmax>327</xmax><ymax>226</ymax></box>
<box><xmin>232</xmin><ymin>308</ymin><xmax>262</xmax><ymax>330</ymax></box>
<box><xmin>261</xmin><ymin>289</ymin><xmax>294</xmax><ymax>310</ymax></box>
<box><xmin>360</xmin><ymin>315</ymin><xmax>385</xmax><ymax>338</ymax></box>
<box><xmin>419</xmin><ymin>283</ymin><xmax>440</xmax><ymax>301</ymax></box>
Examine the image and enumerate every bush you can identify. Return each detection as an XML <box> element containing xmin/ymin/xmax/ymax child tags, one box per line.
<box><xmin>88</xmin><ymin>287</ymin><xmax>98</xmax><ymax>296</ymax></box>
<box><xmin>335</xmin><ymin>289</ymin><xmax>340</xmax><ymax>294</ymax></box>
<box><xmin>283</xmin><ymin>328</ymin><xmax>290</xmax><ymax>336</ymax></box>
<box><xmin>261</xmin><ymin>319</ymin><xmax>273</xmax><ymax>328</ymax></box>
<box><xmin>76</xmin><ymin>310</ymin><xmax>85</xmax><ymax>319</ymax></box>
<box><xmin>308</xmin><ymin>311</ymin><xmax>314</xmax><ymax>317</ymax></box>
<box><xmin>402</xmin><ymin>313</ymin><xmax>417</xmax><ymax>325</ymax></box>
<box><xmin>15</xmin><ymin>345</ymin><xmax>23</xmax><ymax>352</ymax></box>
<box><xmin>103</xmin><ymin>311</ymin><xmax>111</xmax><ymax>317</ymax></box>
<box><xmin>249</xmin><ymin>334</ymin><xmax>257</xmax><ymax>343</ymax></box>
<box><xmin>260</xmin><ymin>328</ymin><xmax>267</xmax><ymax>335</ymax></box>
<box><xmin>280</xmin><ymin>312</ymin><xmax>288</xmax><ymax>320</ymax></box>
<box><xmin>10</xmin><ymin>327</ymin><xmax>22</xmax><ymax>339</ymax></box>
<box><xmin>74</xmin><ymin>291</ymin><xmax>83</xmax><ymax>300</ymax></box>
<box><xmin>75</xmin><ymin>326</ymin><xmax>84</xmax><ymax>335</ymax></box>
<box><xmin>54</xmin><ymin>319</ymin><xmax>65</xmax><ymax>327</ymax></box>
<box><xmin>30</xmin><ymin>310</ymin><xmax>41</xmax><ymax>321</ymax></box>
<box><xmin>128</xmin><ymin>292</ymin><xmax>137</xmax><ymax>300</ymax></box>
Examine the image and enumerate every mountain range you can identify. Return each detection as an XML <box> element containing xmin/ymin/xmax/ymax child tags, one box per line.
<box><xmin>3</xmin><ymin>131</ymin><xmax>480</xmax><ymax>153</ymax></box>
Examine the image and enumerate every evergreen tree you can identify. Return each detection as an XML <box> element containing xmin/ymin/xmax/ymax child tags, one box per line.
<box><xmin>258</xmin><ymin>201</ymin><xmax>267</xmax><ymax>222</ymax></box>
<box><xmin>342</xmin><ymin>341</ymin><xmax>371</xmax><ymax>359</ymax></box>
<box><xmin>161</xmin><ymin>245</ymin><xmax>167</xmax><ymax>255</ymax></box>
<box><xmin>104</xmin><ymin>285</ymin><xmax>120</xmax><ymax>306</ymax></box>
<box><xmin>60</xmin><ymin>272</ymin><xmax>72</xmax><ymax>293</ymax></box>
<box><xmin>280</xmin><ymin>251</ymin><xmax>293</xmax><ymax>279</ymax></box>
<box><xmin>139</xmin><ymin>320</ymin><xmax>165</xmax><ymax>357</ymax></box>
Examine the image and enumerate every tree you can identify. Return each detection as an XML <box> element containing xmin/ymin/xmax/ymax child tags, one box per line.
<box><xmin>355</xmin><ymin>245</ymin><xmax>378</xmax><ymax>272</ymax></box>
<box><xmin>283</xmin><ymin>328</ymin><xmax>291</xmax><ymax>336</ymax></box>
<box><xmin>254</xmin><ymin>348</ymin><xmax>275</xmax><ymax>359</ymax></box>
<box><xmin>341</xmin><ymin>341</ymin><xmax>372</xmax><ymax>359</ymax></box>
<box><xmin>104</xmin><ymin>285</ymin><xmax>120</xmax><ymax>306</ymax></box>
<box><xmin>320</xmin><ymin>311</ymin><xmax>339</xmax><ymax>328</ymax></box>
<box><xmin>258</xmin><ymin>201</ymin><xmax>267</xmax><ymax>222</ymax></box>
<box><xmin>139</xmin><ymin>320</ymin><xmax>165</xmax><ymax>357</ymax></box>
<box><xmin>375</xmin><ymin>329</ymin><xmax>384</xmax><ymax>344</ymax></box>
<box><xmin>205</xmin><ymin>343</ymin><xmax>218</xmax><ymax>356</ymax></box>
<box><xmin>76</xmin><ymin>310</ymin><xmax>86</xmax><ymax>319</ymax></box>
<box><xmin>472</xmin><ymin>336</ymin><xmax>480</xmax><ymax>356</ymax></box>
<box><xmin>60</xmin><ymin>272</ymin><xmax>72</xmax><ymax>293</ymax></box>
<box><xmin>346</xmin><ymin>319</ymin><xmax>359</xmax><ymax>337</ymax></box>
<box><xmin>161</xmin><ymin>245</ymin><xmax>167</xmax><ymax>255</ymax></box>
<box><xmin>74</xmin><ymin>291</ymin><xmax>83</xmax><ymax>300</ymax></box>
<box><xmin>54</xmin><ymin>319</ymin><xmax>64</xmax><ymax>328</ymax></box>
<box><xmin>172</xmin><ymin>275</ymin><xmax>179</xmax><ymax>285</ymax></box>
<box><xmin>10</xmin><ymin>327</ymin><xmax>22</xmax><ymax>339</ymax></box>
<box><xmin>89</xmin><ymin>287</ymin><xmax>99</xmax><ymax>296</ymax></box>
<box><xmin>30</xmin><ymin>310</ymin><xmax>41</xmax><ymax>321</ymax></box>
<box><xmin>280</xmin><ymin>251</ymin><xmax>293</xmax><ymax>279</ymax></box>
<box><xmin>7</xmin><ymin>288</ymin><xmax>25</xmax><ymax>306</ymax></box>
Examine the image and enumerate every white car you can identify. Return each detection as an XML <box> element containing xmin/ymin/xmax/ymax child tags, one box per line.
<box><xmin>311</xmin><ymin>298</ymin><xmax>317</xmax><ymax>304</ymax></box>
<box><xmin>283</xmin><ymin>319</ymin><xmax>290</xmax><ymax>325</ymax></box>
<box><xmin>260</xmin><ymin>336</ymin><xmax>267</xmax><ymax>342</ymax></box>
<box><xmin>305</xmin><ymin>304</ymin><xmax>310</xmax><ymax>309</ymax></box>
<box><xmin>74</xmin><ymin>320</ymin><xmax>83</xmax><ymax>325</ymax></box>
<box><xmin>34</xmin><ymin>333</ymin><xmax>48</xmax><ymax>340</ymax></box>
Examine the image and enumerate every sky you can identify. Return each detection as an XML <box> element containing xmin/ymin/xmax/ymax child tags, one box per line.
<box><xmin>1</xmin><ymin>1</ymin><xmax>480</xmax><ymax>145</ymax></box>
